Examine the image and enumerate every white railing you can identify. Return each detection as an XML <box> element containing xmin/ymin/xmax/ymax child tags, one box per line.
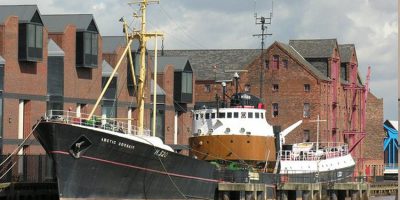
<box><xmin>44</xmin><ymin>110</ymin><xmax>151</xmax><ymax>136</ymax></box>
<box><xmin>279</xmin><ymin>142</ymin><xmax>349</xmax><ymax>161</ymax></box>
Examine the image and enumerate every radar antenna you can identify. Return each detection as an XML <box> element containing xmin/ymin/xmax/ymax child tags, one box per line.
<box><xmin>253</xmin><ymin>0</ymin><xmax>273</xmax><ymax>102</ymax></box>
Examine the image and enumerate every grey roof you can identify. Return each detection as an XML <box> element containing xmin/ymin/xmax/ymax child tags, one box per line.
<box><xmin>102</xmin><ymin>60</ymin><xmax>118</xmax><ymax>77</ymax></box>
<box><xmin>156</xmin><ymin>56</ymin><xmax>190</xmax><ymax>73</ymax></box>
<box><xmin>277</xmin><ymin>42</ymin><xmax>330</xmax><ymax>81</ymax></box>
<box><xmin>0</xmin><ymin>5</ymin><xmax>41</xmax><ymax>23</ymax></box>
<box><xmin>42</xmin><ymin>14</ymin><xmax>98</xmax><ymax>33</ymax></box>
<box><xmin>0</xmin><ymin>56</ymin><xmax>4</xmax><ymax>65</ymax></box>
<box><xmin>150</xmin><ymin>80</ymin><xmax>166</xmax><ymax>95</ymax></box>
<box><xmin>289</xmin><ymin>39</ymin><xmax>338</xmax><ymax>58</ymax></box>
<box><xmin>339</xmin><ymin>44</ymin><xmax>355</xmax><ymax>63</ymax></box>
<box><xmin>48</xmin><ymin>39</ymin><xmax>64</xmax><ymax>56</ymax></box>
<box><xmin>151</xmin><ymin>49</ymin><xmax>261</xmax><ymax>81</ymax></box>
<box><xmin>102</xmin><ymin>36</ymin><xmax>140</xmax><ymax>54</ymax></box>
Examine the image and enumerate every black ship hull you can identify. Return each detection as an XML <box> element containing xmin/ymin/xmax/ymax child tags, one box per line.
<box><xmin>34</xmin><ymin>122</ymin><xmax>219</xmax><ymax>200</ymax></box>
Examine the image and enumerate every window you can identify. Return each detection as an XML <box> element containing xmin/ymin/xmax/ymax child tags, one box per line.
<box><xmin>304</xmin><ymin>84</ymin><xmax>310</xmax><ymax>92</ymax></box>
<box><xmin>272</xmin><ymin>84</ymin><xmax>279</xmax><ymax>92</ymax></box>
<box><xmin>150</xmin><ymin>109</ymin><xmax>165</xmax><ymax>142</ymax></box>
<box><xmin>248</xmin><ymin>112</ymin><xmax>253</xmax><ymax>118</ymax></box>
<box><xmin>195</xmin><ymin>114</ymin><xmax>199</xmax><ymax>120</ymax></box>
<box><xmin>283</xmin><ymin>59</ymin><xmax>288</xmax><ymax>69</ymax></box>
<box><xmin>303</xmin><ymin>103</ymin><xmax>310</xmax><ymax>118</ymax></box>
<box><xmin>182</xmin><ymin>72</ymin><xmax>193</xmax><ymax>94</ymax></box>
<box><xmin>341</xmin><ymin>63</ymin><xmax>348</xmax><ymax>81</ymax></box>
<box><xmin>245</xmin><ymin>84</ymin><xmax>251</xmax><ymax>92</ymax></box>
<box><xmin>261</xmin><ymin>113</ymin><xmax>264</xmax><ymax>119</ymax></box>
<box><xmin>218</xmin><ymin>112</ymin><xmax>225</xmax><ymax>118</ymax></box>
<box><xmin>205</xmin><ymin>113</ymin><xmax>210</xmax><ymax>119</ymax></box>
<box><xmin>272</xmin><ymin>55</ymin><xmax>279</xmax><ymax>70</ymax></box>
<box><xmin>233</xmin><ymin>112</ymin><xmax>239</xmax><ymax>118</ymax></box>
<box><xmin>204</xmin><ymin>84</ymin><xmax>211</xmax><ymax>93</ymax></box>
<box><xmin>227</xmin><ymin>112</ymin><xmax>232</xmax><ymax>118</ymax></box>
<box><xmin>76</xmin><ymin>32</ymin><xmax>98</xmax><ymax>67</ymax></box>
<box><xmin>241</xmin><ymin>112</ymin><xmax>246</xmax><ymax>118</ymax></box>
<box><xmin>272</xmin><ymin>103</ymin><xmax>278</xmax><ymax>117</ymax></box>
<box><xmin>19</xmin><ymin>23</ymin><xmax>43</xmax><ymax>61</ymax></box>
<box><xmin>255</xmin><ymin>112</ymin><xmax>259</xmax><ymax>118</ymax></box>
<box><xmin>304</xmin><ymin>130</ymin><xmax>310</xmax><ymax>142</ymax></box>
<box><xmin>102</xmin><ymin>101</ymin><xmax>116</xmax><ymax>118</ymax></box>
<box><xmin>265</xmin><ymin>60</ymin><xmax>269</xmax><ymax>69</ymax></box>
<box><xmin>211</xmin><ymin>113</ymin><xmax>216</xmax><ymax>119</ymax></box>
<box><xmin>102</xmin><ymin>77</ymin><xmax>117</xmax><ymax>100</ymax></box>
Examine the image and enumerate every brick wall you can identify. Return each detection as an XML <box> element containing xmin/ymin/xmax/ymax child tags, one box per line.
<box><xmin>48</xmin><ymin>25</ymin><xmax>102</xmax><ymax>116</ymax></box>
<box><xmin>1</xmin><ymin>16</ymin><xmax>48</xmax><ymax>154</ymax></box>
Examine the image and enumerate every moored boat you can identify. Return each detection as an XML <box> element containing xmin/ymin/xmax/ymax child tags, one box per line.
<box><xmin>35</xmin><ymin>111</ymin><xmax>219</xmax><ymax>199</ymax></box>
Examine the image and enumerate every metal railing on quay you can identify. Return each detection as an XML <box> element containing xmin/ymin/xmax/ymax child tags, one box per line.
<box><xmin>45</xmin><ymin>110</ymin><xmax>151</xmax><ymax>136</ymax></box>
<box><xmin>0</xmin><ymin>155</ymin><xmax>56</xmax><ymax>183</ymax></box>
<box><xmin>277</xmin><ymin>169</ymin><xmax>363</xmax><ymax>184</ymax></box>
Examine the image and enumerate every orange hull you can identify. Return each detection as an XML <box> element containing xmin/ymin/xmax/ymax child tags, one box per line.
<box><xmin>189</xmin><ymin>135</ymin><xmax>276</xmax><ymax>162</ymax></box>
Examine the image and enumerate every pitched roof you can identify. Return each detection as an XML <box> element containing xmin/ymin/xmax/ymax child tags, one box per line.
<box><xmin>156</xmin><ymin>56</ymin><xmax>190</xmax><ymax>73</ymax></box>
<box><xmin>42</xmin><ymin>14</ymin><xmax>98</xmax><ymax>33</ymax></box>
<box><xmin>289</xmin><ymin>39</ymin><xmax>338</xmax><ymax>58</ymax></box>
<box><xmin>276</xmin><ymin>42</ymin><xmax>330</xmax><ymax>81</ymax></box>
<box><xmin>150</xmin><ymin>80</ymin><xmax>166</xmax><ymax>95</ymax></box>
<box><xmin>339</xmin><ymin>44</ymin><xmax>355</xmax><ymax>63</ymax></box>
<box><xmin>0</xmin><ymin>56</ymin><xmax>4</xmax><ymax>65</ymax></box>
<box><xmin>152</xmin><ymin>49</ymin><xmax>261</xmax><ymax>81</ymax></box>
<box><xmin>0</xmin><ymin>5</ymin><xmax>42</xmax><ymax>24</ymax></box>
<box><xmin>102</xmin><ymin>36</ymin><xmax>140</xmax><ymax>54</ymax></box>
<box><xmin>102</xmin><ymin>60</ymin><xmax>118</xmax><ymax>77</ymax></box>
<box><xmin>48</xmin><ymin>39</ymin><xmax>64</xmax><ymax>56</ymax></box>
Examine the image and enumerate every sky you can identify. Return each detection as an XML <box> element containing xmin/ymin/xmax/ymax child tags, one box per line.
<box><xmin>0</xmin><ymin>0</ymin><xmax>398</xmax><ymax>120</ymax></box>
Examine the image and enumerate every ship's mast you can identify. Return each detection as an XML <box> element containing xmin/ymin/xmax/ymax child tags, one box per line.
<box><xmin>87</xmin><ymin>0</ymin><xmax>163</xmax><ymax>135</ymax></box>
<box><xmin>130</xmin><ymin>0</ymin><xmax>163</xmax><ymax>134</ymax></box>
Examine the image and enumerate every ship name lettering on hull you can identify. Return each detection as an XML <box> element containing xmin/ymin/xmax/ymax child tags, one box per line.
<box><xmin>101</xmin><ymin>138</ymin><xmax>135</xmax><ymax>150</ymax></box>
<box><xmin>154</xmin><ymin>149</ymin><xmax>168</xmax><ymax>158</ymax></box>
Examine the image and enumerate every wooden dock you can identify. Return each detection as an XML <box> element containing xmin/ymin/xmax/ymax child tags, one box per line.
<box><xmin>369</xmin><ymin>181</ymin><xmax>398</xmax><ymax>197</ymax></box>
<box><xmin>217</xmin><ymin>181</ymin><xmax>380</xmax><ymax>200</ymax></box>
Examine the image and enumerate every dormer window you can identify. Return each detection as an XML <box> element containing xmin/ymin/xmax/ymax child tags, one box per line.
<box><xmin>174</xmin><ymin>60</ymin><xmax>193</xmax><ymax>103</ymax></box>
<box><xmin>76</xmin><ymin>32</ymin><xmax>98</xmax><ymax>67</ymax></box>
<box><xmin>182</xmin><ymin>72</ymin><xmax>192</xmax><ymax>94</ymax></box>
<box><xmin>18</xmin><ymin>23</ymin><xmax>43</xmax><ymax>62</ymax></box>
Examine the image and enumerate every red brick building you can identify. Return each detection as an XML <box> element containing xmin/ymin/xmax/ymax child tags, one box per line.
<box><xmin>243</xmin><ymin>39</ymin><xmax>384</xmax><ymax>174</ymax></box>
<box><xmin>42</xmin><ymin>14</ymin><xmax>102</xmax><ymax>118</ymax></box>
<box><xmin>0</xmin><ymin>5</ymin><xmax>48</xmax><ymax>154</ymax></box>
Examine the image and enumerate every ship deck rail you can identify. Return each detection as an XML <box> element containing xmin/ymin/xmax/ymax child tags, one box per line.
<box><xmin>44</xmin><ymin>110</ymin><xmax>151</xmax><ymax>136</ymax></box>
<box><xmin>279</xmin><ymin>142</ymin><xmax>349</xmax><ymax>161</ymax></box>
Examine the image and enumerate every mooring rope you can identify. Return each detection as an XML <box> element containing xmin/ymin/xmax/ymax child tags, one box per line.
<box><xmin>138</xmin><ymin>136</ymin><xmax>188</xmax><ymax>200</ymax></box>
<box><xmin>0</xmin><ymin>121</ymin><xmax>41</xmax><ymax>168</ymax></box>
